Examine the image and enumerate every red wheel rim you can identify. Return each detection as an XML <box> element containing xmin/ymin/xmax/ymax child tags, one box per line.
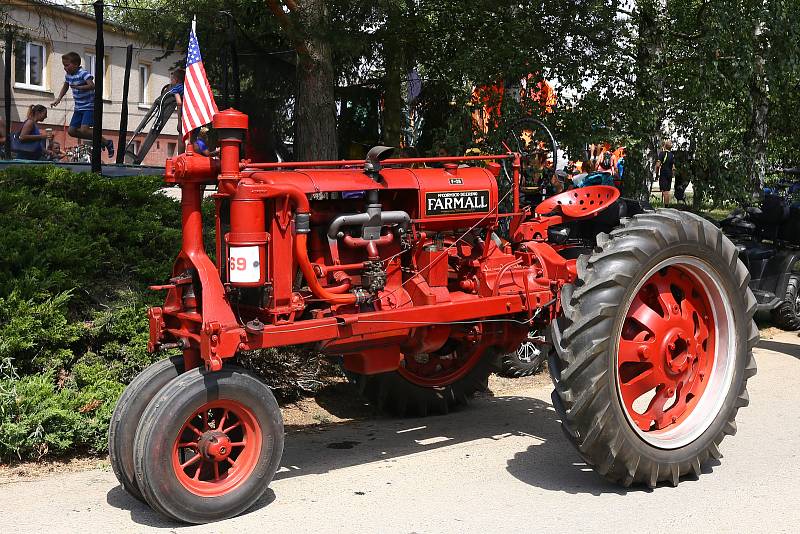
<box><xmin>172</xmin><ymin>400</ymin><xmax>262</xmax><ymax>497</ymax></box>
<box><xmin>398</xmin><ymin>343</ymin><xmax>487</xmax><ymax>387</ymax></box>
<box><xmin>617</xmin><ymin>262</ymin><xmax>718</xmax><ymax>437</ymax></box>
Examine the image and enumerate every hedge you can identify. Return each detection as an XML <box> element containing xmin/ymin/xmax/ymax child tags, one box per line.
<box><xmin>0</xmin><ymin>166</ymin><xmax>328</xmax><ymax>462</ymax></box>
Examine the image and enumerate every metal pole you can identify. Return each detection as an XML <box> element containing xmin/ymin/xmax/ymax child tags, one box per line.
<box><xmin>3</xmin><ymin>32</ymin><xmax>12</xmax><ymax>160</ymax></box>
<box><xmin>227</xmin><ymin>14</ymin><xmax>240</xmax><ymax>108</ymax></box>
<box><xmin>116</xmin><ymin>44</ymin><xmax>132</xmax><ymax>164</ymax></box>
<box><xmin>91</xmin><ymin>0</ymin><xmax>104</xmax><ymax>173</ymax></box>
<box><xmin>221</xmin><ymin>41</ymin><xmax>229</xmax><ymax>109</ymax></box>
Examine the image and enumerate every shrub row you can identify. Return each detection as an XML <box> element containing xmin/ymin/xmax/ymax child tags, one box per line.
<box><xmin>0</xmin><ymin>166</ymin><xmax>184</xmax><ymax>461</ymax></box>
<box><xmin>0</xmin><ymin>166</ymin><xmax>336</xmax><ymax>462</ymax></box>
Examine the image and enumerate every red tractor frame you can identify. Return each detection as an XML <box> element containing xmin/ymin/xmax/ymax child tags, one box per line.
<box><xmin>109</xmin><ymin>110</ymin><xmax>757</xmax><ymax>524</ymax></box>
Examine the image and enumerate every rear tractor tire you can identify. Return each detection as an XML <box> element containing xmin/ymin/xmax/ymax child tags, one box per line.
<box><xmin>770</xmin><ymin>274</ymin><xmax>800</xmax><ymax>330</ymax></box>
<box><xmin>550</xmin><ymin>209</ymin><xmax>758</xmax><ymax>487</ymax></box>
<box><xmin>354</xmin><ymin>345</ymin><xmax>497</xmax><ymax>417</ymax></box>
<box><xmin>109</xmin><ymin>356</ymin><xmax>184</xmax><ymax>501</ymax></box>
<box><xmin>133</xmin><ymin>366</ymin><xmax>284</xmax><ymax>524</ymax></box>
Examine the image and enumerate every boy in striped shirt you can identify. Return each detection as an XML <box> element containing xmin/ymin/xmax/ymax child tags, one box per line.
<box><xmin>51</xmin><ymin>52</ymin><xmax>114</xmax><ymax>157</ymax></box>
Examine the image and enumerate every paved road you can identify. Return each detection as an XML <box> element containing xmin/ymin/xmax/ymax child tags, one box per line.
<box><xmin>2</xmin><ymin>332</ymin><xmax>799</xmax><ymax>533</ymax></box>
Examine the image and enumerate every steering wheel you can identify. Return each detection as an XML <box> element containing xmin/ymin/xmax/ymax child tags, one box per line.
<box><xmin>498</xmin><ymin>117</ymin><xmax>560</xmax><ymax>209</ymax></box>
<box><xmin>503</xmin><ymin>117</ymin><xmax>559</xmax><ymax>170</ymax></box>
<box><xmin>535</xmin><ymin>185</ymin><xmax>620</xmax><ymax>219</ymax></box>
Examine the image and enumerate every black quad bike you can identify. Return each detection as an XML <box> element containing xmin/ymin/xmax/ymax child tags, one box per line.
<box><xmin>720</xmin><ymin>169</ymin><xmax>800</xmax><ymax>330</ymax></box>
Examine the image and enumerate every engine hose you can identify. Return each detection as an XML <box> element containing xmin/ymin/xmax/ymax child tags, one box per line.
<box><xmin>294</xmin><ymin>234</ymin><xmax>358</xmax><ymax>304</ymax></box>
<box><xmin>241</xmin><ymin>179</ymin><xmax>311</xmax><ymax>213</ymax></box>
<box><xmin>235</xmin><ymin>180</ymin><xmax>354</xmax><ymax>303</ymax></box>
<box><xmin>325</xmin><ymin>271</ymin><xmax>353</xmax><ymax>294</ymax></box>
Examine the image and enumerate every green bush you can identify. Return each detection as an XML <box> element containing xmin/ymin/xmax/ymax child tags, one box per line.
<box><xmin>0</xmin><ymin>166</ymin><xmax>181</xmax><ymax>303</ymax></box>
<box><xmin>0</xmin><ymin>165</ymin><xmax>331</xmax><ymax>462</ymax></box>
<box><xmin>0</xmin><ymin>166</ymin><xmax>180</xmax><ymax>461</ymax></box>
<box><xmin>0</xmin><ymin>365</ymin><xmax>123</xmax><ymax>459</ymax></box>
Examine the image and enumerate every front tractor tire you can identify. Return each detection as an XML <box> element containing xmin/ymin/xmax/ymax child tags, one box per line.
<box><xmin>550</xmin><ymin>209</ymin><xmax>757</xmax><ymax>487</ymax></box>
<box><xmin>109</xmin><ymin>356</ymin><xmax>184</xmax><ymax>502</ymax></box>
<box><xmin>133</xmin><ymin>366</ymin><xmax>284</xmax><ymax>524</ymax></box>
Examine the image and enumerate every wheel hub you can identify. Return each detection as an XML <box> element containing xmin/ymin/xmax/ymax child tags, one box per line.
<box><xmin>664</xmin><ymin>332</ymin><xmax>693</xmax><ymax>374</ymax></box>
<box><xmin>617</xmin><ymin>262</ymin><xmax>723</xmax><ymax>438</ymax></box>
<box><xmin>198</xmin><ymin>430</ymin><xmax>232</xmax><ymax>462</ymax></box>
<box><xmin>398</xmin><ymin>338</ymin><xmax>491</xmax><ymax>388</ymax></box>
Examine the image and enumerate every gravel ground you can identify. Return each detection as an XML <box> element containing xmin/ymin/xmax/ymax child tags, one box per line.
<box><xmin>1</xmin><ymin>331</ymin><xmax>798</xmax><ymax>533</ymax></box>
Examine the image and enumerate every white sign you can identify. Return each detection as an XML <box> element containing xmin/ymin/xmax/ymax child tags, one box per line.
<box><xmin>228</xmin><ymin>246</ymin><xmax>261</xmax><ymax>283</ymax></box>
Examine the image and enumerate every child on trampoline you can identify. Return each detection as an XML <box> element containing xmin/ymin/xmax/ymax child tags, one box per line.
<box><xmin>51</xmin><ymin>51</ymin><xmax>114</xmax><ymax>157</ymax></box>
<box><xmin>168</xmin><ymin>68</ymin><xmax>186</xmax><ymax>152</ymax></box>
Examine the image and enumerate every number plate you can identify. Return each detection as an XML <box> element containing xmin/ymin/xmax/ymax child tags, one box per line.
<box><xmin>228</xmin><ymin>246</ymin><xmax>261</xmax><ymax>283</ymax></box>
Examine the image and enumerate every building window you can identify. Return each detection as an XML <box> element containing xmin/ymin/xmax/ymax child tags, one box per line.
<box><xmin>133</xmin><ymin>140</ymin><xmax>142</xmax><ymax>155</ymax></box>
<box><xmin>104</xmin><ymin>59</ymin><xmax>112</xmax><ymax>100</ymax></box>
<box><xmin>138</xmin><ymin>64</ymin><xmax>150</xmax><ymax>105</ymax></box>
<box><xmin>14</xmin><ymin>41</ymin><xmax>47</xmax><ymax>90</ymax></box>
<box><xmin>167</xmin><ymin>142</ymin><xmax>177</xmax><ymax>157</ymax></box>
<box><xmin>85</xmin><ymin>52</ymin><xmax>111</xmax><ymax>99</ymax></box>
<box><xmin>85</xmin><ymin>52</ymin><xmax>96</xmax><ymax>77</ymax></box>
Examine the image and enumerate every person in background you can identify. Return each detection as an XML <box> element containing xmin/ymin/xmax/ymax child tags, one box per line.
<box><xmin>581</xmin><ymin>156</ymin><xmax>594</xmax><ymax>174</ymax></box>
<box><xmin>398</xmin><ymin>146</ymin><xmax>424</xmax><ymax>168</ymax></box>
<box><xmin>12</xmin><ymin>105</ymin><xmax>52</xmax><ymax>160</ymax></box>
<box><xmin>571</xmin><ymin>156</ymin><xmax>593</xmax><ymax>187</ymax></box>
<box><xmin>655</xmin><ymin>140</ymin><xmax>676</xmax><ymax>205</ymax></box>
<box><xmin>548</xmin><ymin>170</ymin><xmax>567</xmax><ymax>195</ymax></box>
<box><xmin>51</xmin><ymin>51</ymin><xmax>114</xmax><ymax>157</ymax></box>
<box><xmin>0</xmin><ymin>117</ymin><xmax>6</xmax><ymax>158</ymax></box>
<box><xmin>45</xmin><ymin>141</ymin><xmax>66</xmax><ymax>161</ymax></box>
<box><xmin>190</xmin><ymin>127</ymin><xmax>218</xmax><ymax>157</ymax></box>
<box><xmin>573</xmin><ymin>151</ymin><xmax>616</xmax><ymax>188</ymax></box>
<box><xmin>169</xmin><ymin>68</ymin><xmax>186</xmax><ymax>152</ymax></box>
<box><xmin>597</xmin><ymin>150</ymin><xmax>615</xmax><ymax>176</ymax></box>
<box><xmin>429</xmin><ymin>146</ymin><xmax>448</xmax><ymax>168</ymax></box>
<box><xmin>614</xmin><ymin>146</ymin><xmax>626</xmax><ymax>182</ymax></box>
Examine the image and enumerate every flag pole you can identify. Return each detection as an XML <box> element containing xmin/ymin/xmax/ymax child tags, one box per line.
<box><xmin>192</xmin><ymin>15</ymin><xmax>197</xmax><ymax>35</ymax></box>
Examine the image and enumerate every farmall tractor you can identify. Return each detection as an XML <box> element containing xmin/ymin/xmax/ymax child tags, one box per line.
<box><xmin>110</xmin><ymin>110</ymin><xmax>757</xmax><ymax>523</ymax></box>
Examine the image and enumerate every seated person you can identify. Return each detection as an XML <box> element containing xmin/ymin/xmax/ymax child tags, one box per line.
<box><xmin>12</xmin><ymin>105</ymin><xmax>52</xmax><ymax>160</ymax></box>
<box><xmin>574</xmin><ymin>152</ymin><xmax>616</xmax><ymax>188</ymax></box>
<box><xmin>45</xmin><ymin>141</ymin><xmax>66</xmax><ymax>161</ymax></box>
<box><xmin>190</xmin><ymin>126</ymin><xmax>219</xmax><ymax>157</ymax></box>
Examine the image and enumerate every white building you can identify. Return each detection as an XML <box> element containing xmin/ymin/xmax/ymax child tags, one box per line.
<box><xmin>2</xmin><ymin>0</ymin><xmax>181</xmax><ymax>164</ymax></box>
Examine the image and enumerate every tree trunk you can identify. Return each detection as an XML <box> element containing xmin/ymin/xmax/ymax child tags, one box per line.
<box><xmin>294</xmin><ymin>0</ymin><xmax>337</xmax><ymax>161</ymax></box>
<box><xmin>745</xmin><ymin>21</ymin><xmax>768</xmax><ymax>195</ymax></box>
<box><xmin>381</xmin><ymin>1</ymin><xmax>404</xmax><ymax>147</ymax></box>
<box><xmin>632</xmin><ymin>1</ymin><xmax>665</xmax><ymax>200</ymax></box>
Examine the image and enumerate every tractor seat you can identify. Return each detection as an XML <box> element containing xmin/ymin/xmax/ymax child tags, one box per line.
<box><xmin>758</xmin><ymin>195</ymin><xmax>790</xmax><ymax>225</ymax></box>
<box><xmin>742</xmin><ymin>246</ymin><xmax>775</xmax><ymax>262</ymax></box>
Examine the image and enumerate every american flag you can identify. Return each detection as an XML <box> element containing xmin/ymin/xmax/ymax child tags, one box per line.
<box><xmin>182</xmin><ymin>27</ymin><xmax>218</xmax><ymax>141</ymax></box>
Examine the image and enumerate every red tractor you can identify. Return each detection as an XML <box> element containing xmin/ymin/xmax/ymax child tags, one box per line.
<box><xmin>110</xmin><ymin>110</ymin><xmax>757</xmax><ymax>523</ymax></box>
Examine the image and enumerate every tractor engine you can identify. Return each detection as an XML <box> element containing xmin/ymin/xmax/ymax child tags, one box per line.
<box><xmin>150</xmin><ymin>109</ymin><xmax>582</xmax><ymax>378</ymax></box>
